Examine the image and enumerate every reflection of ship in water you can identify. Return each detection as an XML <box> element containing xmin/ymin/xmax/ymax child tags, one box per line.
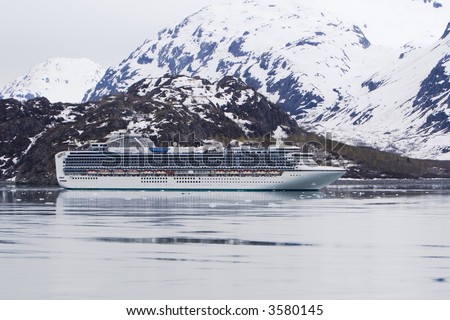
<box><xmin>54</xmin><ymin>190</ymin><xmax>323</xmax><ymax>248</ymax></box>
<box><xmin>55</xmin><ymin>189</ymin><xmax>323</xmax><ymax>215</ymax></box>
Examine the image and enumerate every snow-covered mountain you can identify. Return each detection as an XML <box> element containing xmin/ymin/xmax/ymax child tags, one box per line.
<box><xmin>302</xmin><ymin>22</ymin><xmax>450</xmax><ymax>160</ymax></box>
<box><xmin>84</xmin><ymin>0</ymin><xmax>379</xmax><ymax>113</ymax></box>
<box><xmin>0</xmin><ymin>58</ymin><xmax>105</xmax><ymax>103</ymax></box>
<box><xmin>83</xmin><ymin>0</ymin><xmax>450</xmax><ymax>160</ymax></box>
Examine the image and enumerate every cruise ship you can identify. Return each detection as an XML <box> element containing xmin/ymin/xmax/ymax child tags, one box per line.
<box><xmin>55</xmin><ymin>134</ymin><xmax>345</xmax><ymax>190</ymax></box>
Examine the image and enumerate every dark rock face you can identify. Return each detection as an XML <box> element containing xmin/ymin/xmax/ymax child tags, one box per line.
<box><xmin>0</xmin><ymin>98</ymin><xmax>67</xmax><ymax>184</ymax></box>
<box><xmin>414</xmin><ymin>55</ymin><xmax>450</xmax><ymax>134</ymax></box>
<box><xmin>265</xmin><ymin>73</ymin><xmax>324</xmax><ymax>119</ymax></box>
<box><xmin>361</xmin><ymin>79</ymin><xmax>384</xmax><ymax>92</ymax></box>
<box><xmin>352</xmin><ymin>25</ymin><xmax>371</xmax><ymax>49</ymax></box>
<box><xmin>0</xmin><ymin>75</ymin><xmax>301</xmax><ymax>185</ymax></box>
<box><xmin>213</xmin><ymin>76</ymin><xmax>299</xmax><ymax>134</ymax></box>
<box><xmin>228</xmin><ymin>38</ymin><xmax>248</xmax><ymax>57</ymax></box>
<box><xmin>441</xmin><ymin>22</ymin><xmax>450</xmax><ymax>39</ymax></box>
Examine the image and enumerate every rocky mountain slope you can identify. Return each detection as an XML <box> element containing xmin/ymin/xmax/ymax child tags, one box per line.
<box><xmin>0</xmin><ymin>57</ymin><xmax>105</xmax><ymax>103</ymax></box>
<box><xmin>83</xmin><ymin>0</ymin><xmax>450</xmax><ymax>160</ymax></box>
<box><xmin>300</xmin><ymin>22</ymin><xmax>450</xmax><ymax>160</ymax></box>
<box><xmin>0</xmin><ymin>74</ymin><xmax>299</xmax><ymax>184</ymax></box>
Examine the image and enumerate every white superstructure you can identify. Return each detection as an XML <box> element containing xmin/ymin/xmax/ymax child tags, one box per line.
<box><xmin>55</xmin><ymin>134</ymin><xmax>345</xmax><ymax>191</ymax></box>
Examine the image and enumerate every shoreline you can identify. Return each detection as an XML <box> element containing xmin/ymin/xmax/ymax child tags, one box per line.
<box><xmin>331</xmin><ymin>177</ymin><xmax>450</xmax><ymax>190</ymax></box>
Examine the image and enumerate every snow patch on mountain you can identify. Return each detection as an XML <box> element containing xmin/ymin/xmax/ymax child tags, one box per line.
<box><xmin>307</xmin><ymin>0</ymin><xmax>449</xmax><ymax>47</ymax></box>
<box><xmin>0</xmin><ymin>58</ymin><xmax>105</xmax><ymax>103</ymax></box>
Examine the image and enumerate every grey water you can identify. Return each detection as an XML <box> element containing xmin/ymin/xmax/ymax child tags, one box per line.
<box><xmin>1</xmin><ymin>180</ymin><xmax>450</xmax><ymax>299</ymax></box>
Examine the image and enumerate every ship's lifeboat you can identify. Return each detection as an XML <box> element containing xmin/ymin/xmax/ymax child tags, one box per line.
<box><xmin>98</xmin><ymin>170</ymin><xmax>111</xmax><ymax>175</ymax></box>
<box><xmin>256</xmin><ymin>170</ymin><xmax>267</xmax><ymax>175</ymax></box>
<box><xmin>128</xmin><ymin>170</ymin><xmax>140</xmax><ymax>176</ymax></box>
<box><xmin>114</xmin><ymin>169</ymin><xmax>125</xmax><ymax>175</ymax></box>
<box><xmin>229</xmin><ymin>170</ymin><xmax>240</xmax><ymax>175</ymax></box>
<box><xmin>215</xmin><ymin>170</ymin><xmax>226</xmax><ymax>175</ymax></box>
<box><xmin>242</xmin><ymin>170</ymin><xmax>254</xmax><ymax>175</ymax></box>
<box><xmin>155</xmin><ymin>170</ymin><xmax>166</xmax><ymax>175</ymax></box>
<box><xmin>143</xmin><ymin>170</ymin><xmax>153</xmax><ymax>175</ymax></box>
<box><xmin>87</xmin><ymin>170</ymin><xmax>98</xmax><ymax>175</ymax></box>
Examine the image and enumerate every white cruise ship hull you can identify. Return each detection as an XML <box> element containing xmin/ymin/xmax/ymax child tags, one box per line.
<box><xmin>56</xmin><ymin>172</ymin><xmax>344</xmax><ymax>191</ymax></box>
<box><xmin>56</xmin><ymin>155</ymin><xmax>344</xmax><ymax>191</ymax></box>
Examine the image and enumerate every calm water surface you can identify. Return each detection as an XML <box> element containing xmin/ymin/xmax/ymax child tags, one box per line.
<box><xmin>1</xmin><ymin>181</ymin><xmax>450</xmax><ymax>299</ymax></box>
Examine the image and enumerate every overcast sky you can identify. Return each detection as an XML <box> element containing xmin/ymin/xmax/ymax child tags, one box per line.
<box><xmin>1</xmin><ymin>0</ymin><xmax>449</xmax><ymax>87</ymax></box>
<box><xmin>0</xmin><ymin>0</ymin><xmax>218</xmax><ymax>87</ymax></box>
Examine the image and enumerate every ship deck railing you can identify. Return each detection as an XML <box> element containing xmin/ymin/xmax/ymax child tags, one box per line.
<box><xmin>65</xmin><ymin>168</ymin><xmax>290</xmax><ymax>177</ymax></box>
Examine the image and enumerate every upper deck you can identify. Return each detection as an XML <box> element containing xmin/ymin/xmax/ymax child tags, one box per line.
<box><xmin>58</xmin><ymin>134</ymin><xmax>318</xmax><ymax>175</ymax></box>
